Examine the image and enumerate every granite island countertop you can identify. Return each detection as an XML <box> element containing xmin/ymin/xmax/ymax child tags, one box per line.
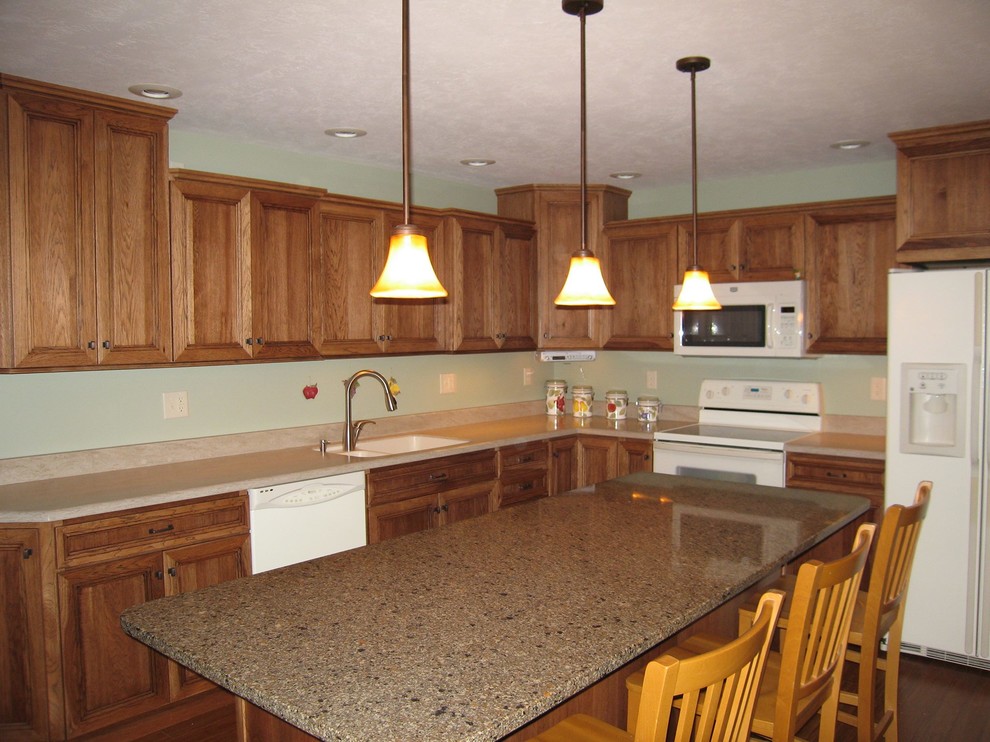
<box><xmin>120</xmin><ymin>472</ymin><xmax>868</xmax><ymax>742</ymax></box>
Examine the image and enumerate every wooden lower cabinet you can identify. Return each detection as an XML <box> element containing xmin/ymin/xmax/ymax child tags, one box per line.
<box><xmin>549</xmin><ymin>436</ymin><xmax>579</xmax><ymax>495</ymax></box>
<box><xmin>0</xmin><ymin>527</ymin><xmax>51</xmax><ymax>741</ymax></box>
<box><xmin>367</xmin><ymin>450</ymin><xmax>498</xmax><ymax>544</ymax></box>
<box><xmin>576</xmin><ymin>436</ymin><xmax>653</xmax><ymax>488</ymax></box>
<box><xmin>498</xmin><ymin>441</ymin><xmax>549</xmax><ymax>508</ymax></box>
<box><xmin>2</xmin><ymin>493</ymin><xmax>250</xmax><ymax>740</ymax></box>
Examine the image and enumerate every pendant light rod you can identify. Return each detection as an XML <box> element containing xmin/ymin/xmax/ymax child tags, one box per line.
<box><xmin>401</xmin><ymin>0</ymin><xmax>412</xmax><ymax>227</ymax></box>
<box><xmin>676</xmin><ymin>55</ymin><xmax>710</xmax><ymax>269</ymax></box>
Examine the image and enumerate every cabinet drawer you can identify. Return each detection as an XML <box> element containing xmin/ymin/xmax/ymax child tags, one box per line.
<box><xmin>498</xmin><ymin>441</ymin><xmax>548</xmax><ymax>472</ymax></box>
<box><xmin>56</xmin><ymin>494</ymin><xmax>249</xmax><ymax>568</ymax></box>
<box><xmin>499</xmin><ymin>471</ymin><xmax>549</xmax><ymax>508</ymax></box>
<box><xmin>785</xmin><ymin>453</ymin><xmax>884</xmax><ymax>497</ymax></box>
<box><xmin>368</xmin><ymin>449</ymin><xmax>497</xmax><ymax>505</ymax></box>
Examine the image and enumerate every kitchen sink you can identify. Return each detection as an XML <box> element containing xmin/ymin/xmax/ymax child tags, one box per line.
<box><xmin>319</xmin><ymin>435</ymin><xmax>468</xmax><ymax>457</ymax></box>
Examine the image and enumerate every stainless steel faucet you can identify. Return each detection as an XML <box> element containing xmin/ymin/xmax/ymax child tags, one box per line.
<box><xmin>343</xmin><ymin>370</ymin><xmax>398</xmax><ymax>451</ymax></box>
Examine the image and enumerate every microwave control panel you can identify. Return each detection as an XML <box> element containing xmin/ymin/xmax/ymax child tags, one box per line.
<box><xmin>776</xmin><ymin>305</ymin><xmax>799</xmax><ymax>348</ymax></box>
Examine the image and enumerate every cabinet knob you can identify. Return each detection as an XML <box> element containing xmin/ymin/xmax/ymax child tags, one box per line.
<box><xmin>102</xmin><ymin>340</ymin><xmax>111</xmax><ymax>349</ymax></box>
<box><xmin>256</xmin><ymin>337</ymin><xmax>264</xmax><ymax>345</ymax></box>
<box><xmin>155</xmin><ymin>570</ymin><xmax>164</xmax><ymax>580</ymax></box>
<box><xmin>87</xmin><ymin>340</ymin><xmax>97</xmax><ymax>350</ymax></box>
<box><xmin>22</xmin><ymin>548</ymin><xmax>33</xmax><ymax>560</ymax></box>
<box><xmin>245</xmin><ymin>338</ymin><xmax>253</xmax><ymax>345</ymax></box>
<box><xmin>167</xmin><ymin>567</ymin><xmax>177</xmax><ymax>577</ymax></box>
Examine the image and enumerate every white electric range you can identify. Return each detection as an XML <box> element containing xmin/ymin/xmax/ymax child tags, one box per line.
<box><xmin>653</xmin><ymin>379</ymin><xmax>823</xmax><ymax>487</ymax></box>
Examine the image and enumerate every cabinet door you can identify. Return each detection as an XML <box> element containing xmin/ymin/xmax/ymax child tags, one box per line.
<box><xmin>495</xmin><ymin>222</ymin><xmax>538</xmax><ymax>350</ymax></box>
<box><xmin>440</xmin><ymin>480</ymin><xmax>497</xmax><ymax>525</ymax></box>
<box><xmin>737</xmin><ymin>212</ymin><xmax>804</xmax><ymax>282</ymax></box>
<box><xmin>163</xmin><ymin>534</ymin><xmax>251</xmax><ymax>699</ymax></box>
<box><xmin>804</xmin><ymin>199</ymin><xmax>898</xmax><ymax>354</ymax></box>
<box><xmin>6</xmin><ymin>90</ymin><xmax>97</xmax><ymax>367</ymax></box>
<box><xmin>448</xmin><ymin>215</ymin><xmax>498</xmax><ymax>352</ymax></box>
<box><xmin>59</xmin><ymin>553</ymin><xmax>169</xmax><ymax>737</ymax></box>
<box><xmin>549</xmin><ymin>436</ymin><xmax>579</xmax><ymax>495</ymax></box>
<box><xmin>538</xmin><ymin>190</ymin><xmax>601</xmax><ymax>348</ymax></box>
<box><xmin>368</xmin><ymin>493</ymin><xmax>438</xmax><ymax>544</ymax></box>
<box><xmin>249</xmin><ymin>190</ymin><xmax>320</xmax><ymax>359</ymax></box>
<box><xmin>602</xmin><ymin>221</ymin><xmax>679</xmax><ymax>350</ymax></box>
<box><xmin>93</xmin><ymin>110</ymin><xmax>172</xmax><ymax>365</ymax></box>
<box><xmin>618</xmin><ymin>438</ymin><xmax>652</xmax><ymax>476</ymax></box>
<box><xmin>0</xmin><ymin>528</ymin><xmax>49</xmax><ymax>741</ymax></box>
<box><xmin>577</xmin><ymin>437</ymin><xmax>618</xmax><ymax>488</ymax></box>
<box><xmin>678</xmin><ymin>217</ymin><xmax>740</xmax><ymax>284</ymax></box>
<box><xmin>376</xmin><ymin>210</ymin><xmax>446</xmax><ymax>353</ymax></box>
<box><xmin>314</xmin><ymin>199</ymin><xmax>384</xmax><ymax>356</ymax></box>
<box><xmin>170</xmin><ymin>177</ymin><xmax>253</xmax><ymax>362</ymax></box>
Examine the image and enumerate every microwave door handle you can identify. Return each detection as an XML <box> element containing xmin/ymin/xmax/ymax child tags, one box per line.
<box><xmin>765</xmin><ymin>303</ymin><xmax>774</xmax><ymax>348</ymax></box>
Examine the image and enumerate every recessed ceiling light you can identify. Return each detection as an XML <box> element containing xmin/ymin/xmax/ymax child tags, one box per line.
<box><xmin>460</xmin><ymin>159</ymin><xmax>495</xmax><ymax>167</ymax></box>
<box><xmin>830</xmin><ymin>139</ymin><xmax>870</xmax><ymax>150</ymax></box>
<box><xmin>610</xmin><ymin>171</ymin><xmax>642</xmax><ymax>180</ymax></box>
<box><xmin>325</xmin><ymin>128</ymin><xmax>367</xmax><ymax>138</ymax></box>
<box><xmin>128</xmin><ymin>84</ymin><xmax>182</xmax><ymax>100</ymax></box>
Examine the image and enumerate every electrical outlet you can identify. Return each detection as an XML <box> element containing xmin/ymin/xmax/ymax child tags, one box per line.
<box><xmin>870</xmin><ymin>376</ymin><xmax>886</xmax><ymax>402</ymax></box>
<box><xmin>440</xmin><ymin>373</ymin><xmax>457</xmax><ymax>394</ymax></box>
<box><xmin>646</xmin><ymin>370</ymin><xmax>658</xmax><ymax>390</ymax></box>
<box><xmin>163</xmin><ymin>391</ymin><xmax>189</xmax><ymax>419</ymax></box>
<box><xmin>522</xmin><ymin>368</ymin><xmax>534</xmax><ymax>386</ymax></box>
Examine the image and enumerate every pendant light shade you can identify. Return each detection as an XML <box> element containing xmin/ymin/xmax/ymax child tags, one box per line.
<box><xmin>370</xmin><ymin>0</ymin><xmax>447</xmax><ymax>299</ymax></box>
<box><xmin>672</xmin><ymin>56</ymin><xmax>720</xmax><ymax>311</ymax></box>
<box><xmin>554</xmin><ymin>0</ymin><xmax>615</xmax><ymax>307</ymax></box>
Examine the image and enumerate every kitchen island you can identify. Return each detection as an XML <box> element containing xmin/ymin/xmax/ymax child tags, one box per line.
<box><xmin>120</xmin><ymin>472</ymin><xmax>867</xmax><ymax>741</ymax></box>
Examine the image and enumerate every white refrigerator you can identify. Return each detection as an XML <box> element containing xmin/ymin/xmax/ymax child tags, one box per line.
<box><xmin>886</xmin><ymin>267</ymin><xmax>989</xmax><ymax>668</ymax></box>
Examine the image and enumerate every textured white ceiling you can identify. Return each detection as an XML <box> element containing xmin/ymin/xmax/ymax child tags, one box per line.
<box><xmin>2</xmin><ymin>0</ymin><xmax>989</xmax><ymax>191</ymax></box>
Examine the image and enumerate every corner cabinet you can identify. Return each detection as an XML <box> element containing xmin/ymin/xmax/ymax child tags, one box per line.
<box><xmin>803</xmin><ymin>197</ymin><xmax>899</xmax><ymax>355</ymax></box>
<box><xmin>444</xmin><ymin>212</ymin><xmax>538</xmax><ymax>352</ymax></box>
<box><xmin>890</xmin><ymin>119</ymin><xmax>990</xmax><ymax>262</ymax></box>
<box><xmin>170</xmin><ymin>170</ymin><xmax>323</xmax><ymax>362</ymax></box>
<box><xmin>0</xmin><ymin>74</ymin><xmax>175</xmax><ymax>369</ymax></box>
<box><xmin>496</xmin><ymin>184</ymin><xmax>630</xmax><ymax>349</ymax></box>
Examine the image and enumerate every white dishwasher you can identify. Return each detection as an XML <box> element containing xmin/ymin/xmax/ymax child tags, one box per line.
<box><xmin>248</xmin><ymin>470</ymin><xmax>367</xmax><ymax>573</ymax></box>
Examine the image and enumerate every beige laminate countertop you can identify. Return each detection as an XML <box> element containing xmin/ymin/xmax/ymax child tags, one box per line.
<box><xmin>121</xmin><ymin>472</ymin><xmax>869</xmax><ymax>742</ymax></box>
<box><xmin>0</xmin><ymin>416</ymin><xmax>674</xmax><ymax>522</ymax></box>
<box><xmin>783</xmin><ymin>432</ymin><xmax>886</xmax><ymax>460</ymax></box>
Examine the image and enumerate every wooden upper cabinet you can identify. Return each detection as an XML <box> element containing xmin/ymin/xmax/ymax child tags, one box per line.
<box><xmin>444</xmin><ymin>212</ymin><xmax>537</xmax><ymax>352</ymax></box>
<box><xmin>1</xmin><ymin>75</ymin><xmax>174</xmax><ymax>369</ymax></box>
<box><xmin>803</xmin><ymin>197</ymin><xmax>899</xmax><ymax>355</ymax></box>
<box><xmin>496</xmin><ymin>184</ymin><xmax>630</xmax><ymax>349</ymax></box>
<box><xmin>314</xmin><ymin>197</ymin><xmax>386</xmax><ymax>357</ymax></box>
<box><xmin>677</xmin><ymin>211</ymin><xmax>804</xmax><ymax>283</ymax></box>
<box><xmin>601</xmin><ymin>220</ymin><xmax>679</xmax><ymax>350</ymax></box>
<box><xmin>170</xmin><ymin>170</ymin><xmax>322</xmax><ymax>362</ymax></box>
<box><xmin>375</xmin><ymin>208</ymin><xmax>447</xmax><ymax>354</ymax></box>
<box><xmin>890</xmin><ymin>119</ymin><xmax>990</xmax><ymax>262</ymax></box>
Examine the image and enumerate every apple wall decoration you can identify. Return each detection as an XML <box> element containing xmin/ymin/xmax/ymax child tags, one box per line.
<box><xmin>302</xmin><ymin>383</ymin><xmax>318</xmax><ymax>400</ymax></box>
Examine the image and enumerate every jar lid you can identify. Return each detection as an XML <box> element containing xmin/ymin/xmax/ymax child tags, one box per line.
<box><xmin>605</xmin><ymin>389</ymin><xmax>627</xmax><ymax>396</ymax></box>
<box><xmin>572</xmin><ymin>384</ymin><xmax>593</xmax><ymax>393</ymax></box>
<box><xmin>638</xmin><ymin>395</ymin><xmax>660</xmax><ymax>404</ymax></box>
<box><xmin>546</xmin><ymin>379</ymin><xmax>567</xmax><ymax>387</ymax></box>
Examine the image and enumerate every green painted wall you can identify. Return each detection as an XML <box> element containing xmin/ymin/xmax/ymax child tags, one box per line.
<box><xmin>0</xmin><ymin>131</ymin><xmax>894</xmax><ymax>460</ymax></box>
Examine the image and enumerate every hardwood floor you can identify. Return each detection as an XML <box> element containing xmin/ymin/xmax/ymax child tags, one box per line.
<box><xmin>140</xmin><ymin>654</ymin><xmax>990</xmax><ymax>742</ymax></box>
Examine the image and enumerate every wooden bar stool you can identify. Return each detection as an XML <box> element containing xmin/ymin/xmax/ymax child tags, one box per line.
<box><xmin>531</xmin><ymin>589</ymin><xmax>785</xmax><ymax>742</ymax></box>
<box><xmin>736</xmin><ymin>481</ymin><xmax>931</xmax><ymax>741</ymax></box>
<box><xmin>627</xmin><ymin>522</ymin><xmax>875</xmax><ymax>741</ymax></box>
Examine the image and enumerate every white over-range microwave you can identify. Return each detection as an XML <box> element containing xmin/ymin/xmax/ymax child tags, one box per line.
<box><xmin>673</xmin><ymin>279</ymin><xmax>810</xmax><ymax>358</ymax></box>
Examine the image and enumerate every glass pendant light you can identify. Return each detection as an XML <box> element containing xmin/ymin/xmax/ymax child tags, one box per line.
<box><xmin>370</xmin><ymin>0</ymin><xmax>447</xmax><ymax>299</ymax></box>
<box><xmin>672</xmin><ymin>56</ymin><xmax>720</xmax><ymax>311</ymax></box>
<box><xmin>554</xmin><ymin>0</ymin><xmax>615</xmax><ymax>307</ymax></box>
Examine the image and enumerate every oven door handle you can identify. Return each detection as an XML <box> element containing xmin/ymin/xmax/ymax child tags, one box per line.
<box><xmin>652</xmin><ymin>441</ymin><xmax>783</xmax><ymax>460</ymax></box>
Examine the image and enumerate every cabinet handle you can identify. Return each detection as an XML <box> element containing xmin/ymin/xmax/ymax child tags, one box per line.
<box><xmin>520</xmin><ymin>455</ymin><xmax>533</xmax><ymax>463</ymax></box>
<box><xmin>519</xmin><ymin>482</ymin><xmax>534</xmax><ymax>491</ymax></box>
<box><xmin>245</xmin><ymin>338</ymin><xmax>253</xmax><ymax>345</ymax></box>
<box><xmin>22</xmin><ymin>548</ymin><xmax>33</xmax><ymax>560</ymax></box>
<box><xmin>428</xmin><ymin>472</ymin><xmax>448</xmax><ymax>481</ymax></box>
<box><xmin>256</xmin><ymin>337</ymin><xmax>264</xmax><ymax>345</ymax></box>
<box><xmin>825</xmin><ymin>471</ymin><xmax>847</xmax><ymax>479</ymax></box>
<box><xmin>730</xmin><ymin>264</ymin><xmax>737</xmax><ymax>271</ymax></box>
<box><xmin>87</xmin><ymin>340</ymin><xmax>97</xmax><ymax>350</ymax></box>
<box><xmin>552</xmin><ymin>452</ymin><xmax>559</xmax><ymax>459</ymax></box>
<box><xmin>643</xmin><ymin>453</ymin><xmax>651</xmax><ymax>461</ymax></box>
<box><xmin>102</xmin><ymin>340</ymin><xmax>111</xmax><ymax>349</ymax></box>
<box><xmin>441</xmin><ymin>504</ymin><xmax>449</xmax><ymax>512</ymax></box>
<box><xmin>167</xmin><ymin>567</ymin><xmax>177</xmax><ymax>577</ymax></box>
<box><xmin>155</xmin><ymin>570</ymin><xmax>164</xmax><ymax>580</ymax></box>
<box><xmin>148</xmin><ymin>523</ymin><xmax>175</xmax><ymax>535</ymax></box>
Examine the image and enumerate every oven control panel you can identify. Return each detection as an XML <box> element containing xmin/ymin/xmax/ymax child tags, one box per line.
<box><xmin>698</xmin><ymin>379</ymin><xmax>822</xmax><ymax>415</ymax></box>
